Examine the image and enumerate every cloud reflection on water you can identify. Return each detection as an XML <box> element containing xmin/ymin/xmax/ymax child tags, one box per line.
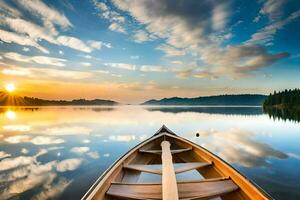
<box><xmin>0</xmin><ymin>106</ymin><xmax>299</xmax><ymax>200</ymax></box>
<box><xmin>4</xmin><ymin>135</ymin><xmax>65</xmax><ymax>145</ymax></box>
<box><xmin>198</xmin><ymin>128</ymin><xmax>288</xmax><ymax>167</ymax></box>
<box><xmin>0</xmin><ymin>148</ymin><xmax>82</xmax><ymax>199</ymax></box>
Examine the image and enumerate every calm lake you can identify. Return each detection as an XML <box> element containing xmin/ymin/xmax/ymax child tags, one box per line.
<box><xmin>0</xmin><ymin>106</ymin><xmax>299</xmax><ymax>200</ymax></box>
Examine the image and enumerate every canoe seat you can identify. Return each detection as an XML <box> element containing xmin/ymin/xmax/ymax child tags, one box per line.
<box><xmin>106</xmin><ymin>179</ymin><xmax>238</xmax><ymax>199</ymax></box>
<box><xmin>139</xmin><ymin>147</ymin><xmax>192</xmax><ymax>155</ymax></box>
<box><xmin>123</xmin><ymin>162</ymin><xmax>212</xmax><ymax>175</ymax></box>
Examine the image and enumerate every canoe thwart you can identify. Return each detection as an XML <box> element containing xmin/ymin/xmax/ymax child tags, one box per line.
<box><xmin>123</xmin><ymin>162</ymin><xmax>212</xmax><ymax>175</ymax></box>
<box><xmin>106</xmin><ymin>179</ymin><xmax>238</xmax><ymax>199</ymax></box>
<box><xmin>139</xmin><ymin>147</ymin><xmax>192</xmax><ymax>155</ymax></box>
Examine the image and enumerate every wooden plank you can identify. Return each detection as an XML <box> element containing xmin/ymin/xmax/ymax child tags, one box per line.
<box><xmin>178</xmin><ymin>180</ymin><xmax>238</xmax><ymax>199</ymax></box>
<box><xmin>139</xmin><ymin>147</ymin><xmax>192</xmax><ymax>155</ymax></box>
<box><xmin>123</xmin><ymin>162</ymin><xmax>211</xmax><ymax>175</ymax></box>
<box><xmin>106</xmin><ymin>179</ymin><xmax>238</xmax><ymax>199</ymax></box>
<box><xmin>175</xmin><ymin>162</ymin><xmax>212</xmax><ymax>174</ymax></box>
<box><xmin>111</xmin><ymin>177</ymin><xmax>229</xmax><ymax>185</ymax></box>
<box><xmin>161</xmin><ymin>141</ymin><xmax>179</xmax><ymax>200</ymax></box>
<box><xmin>123</xmin><ymin>164</ymin><xmax>161</xmax><ymax>175</ymax></box>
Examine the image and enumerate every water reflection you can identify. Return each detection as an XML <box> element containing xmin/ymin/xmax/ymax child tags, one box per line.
<box><xmin>198</xmin><ymin>128</ymin><xmax>288</xmax><ymax>167</ymax></box>
<box><xmin>5</xmin><ymin>110</ymin><xmax>16</xmax><ymax>120</ymax></box>
<box><xmin>0</xmin><ymin>148</ymin><xmax>77</xmax><ymax>199</ymax></box>
<box><xmin>145</xmin><ymin>106</ymin><xmax>263</xmax><ymax>115</ymax></box>
<box><xmin>264</xmin><ymin>107</ymin><xmax>300</xmax><ymax>122</ymax></box>
<box><xmin>0</xmin><ymin>106</ymin><xmax>299</xmax><ymax>200</ymax></box>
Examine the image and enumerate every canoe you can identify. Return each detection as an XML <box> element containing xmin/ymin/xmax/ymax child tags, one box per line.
<box><xmin>82</xmin><ymin>125</ymin><xmax>272</xmax><ymax>200</ymax></box>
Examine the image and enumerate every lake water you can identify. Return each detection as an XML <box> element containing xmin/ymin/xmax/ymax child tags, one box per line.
<box><xmin>0</xmin><ymin>106</ymin><xmax>300</xmax><ymax>200</ymax></box>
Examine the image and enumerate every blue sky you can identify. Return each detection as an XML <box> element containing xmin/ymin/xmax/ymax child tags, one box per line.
<box><xmin>0</xmin><ymin>0</ymin><xmax>299</xmax><ymax>103</ymax></box>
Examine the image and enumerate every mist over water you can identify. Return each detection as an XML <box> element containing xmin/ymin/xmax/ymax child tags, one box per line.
<box><xmin>0</xmin><ymin>106</ymin><xmax>299</xmax><ymax>200</ymax></box>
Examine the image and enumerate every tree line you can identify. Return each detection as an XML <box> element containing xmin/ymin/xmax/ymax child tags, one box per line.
<box><xmin>263</xmin><ymin>88</ymin><xmax>300</xmax><ymax>108</ymax></box>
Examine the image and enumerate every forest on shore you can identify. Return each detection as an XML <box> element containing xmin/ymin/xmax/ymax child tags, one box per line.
<box><xmin>263</xmin><ymin>89</ymin><xmax>300</xmax><ymax>122</ymax></box>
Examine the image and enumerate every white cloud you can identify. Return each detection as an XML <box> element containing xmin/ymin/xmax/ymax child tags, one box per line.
<box><xmin>105</xmin><ymin>63</ymin><xmax>136</xmax><ymax>70</ymax></box>
<box><xmin>94</xmin><ymin>1</ymin><xmax>108</xmax><ymax>12</ymax></box>
<box><xmin>4</xmin><ymin>135</ymin><xmax>31</xmax><ymax>144</ymax></box>
<box><xmin>171</xmin><ymin>60</ymin><xmax>183</xmax><ymax>65</ymax></box>
<box><xmin>86</xmin><ymin>151</ymin><xmax>100</xmax><ymax>159</ymax></box>
<box><xmin>0</xmin><ymin>156</ymin><xmax>34</xmax><ymax>171</ymax></box>
<box><xmin>2</xmin><ymin>66</ymin><xmax>29</xmax><ymax>76</ymax></box>
<box><xmin>2</xmin><ymin>17</ymin><xmax>57</xmax><ymax>43</ymax></box>
<box><xmin>0</xmin><ymin>0</ymin><xmax>22</xmax><ymax>17</ymax></box>
<box><xmin>23</xmin><ymin>47</ymin><xmax>30</xmax><ymax>52</ymax></box>
<box><xmin>56</xmin><ymin>158</ymin><xmax>82</xmax><ymax>172</ymax></box>
<box><xmin>0</xmin><ymin>171</ymin><xmax>57</xmax><ymax>199</ymax></box>
<box><xmin>81</xmin><ymin>62</ymin><xmax>91</xmax><ymax>67</ymax></box>
<box><xmin>177</xmin><ymin>44</ymin><xmax>289</xmax><ymax>79</ymax></box>
<box><xmin>1</xmin><ymin>15</ymin><xmax>108</xmax><ymax>54</ymax></box>
<box><xmin>83</xmin><ymin>139</ymin><xmax>90</xmax><ymax>143</ymax></box>
<box><xmin>31</xmin><ymin>179</ymin><xmax>71</xmax><ymax>200</ymax></box>
<box><xmin>109</xmin><ymin>135</ymin><xmax>136</xmax><ymax>142</ymax></box>
<box><xmin>32</xmin><ymin>68</ymin><xmax>93</xmax><ymax>80</ymax></box>
<box><xmin>57</xmin><ymin>36</ymin><xmax>92</xmax><ymax>53</ymax></box>
<box><xmin>70</xmin><ymin>147</ymin><xmax>90</xmax><ymax>154</ymax></box>
<box><xmin>88</xmin><ymin>40</ymin><xmax>112</xmax><ymax>49</ymax></box>
<box><xmin>30</xmin><ymin>136</ymin><xmax>64</xmax><ymax>145</ymax></box>
<box><xmin>212</xmin><ymin>4</ymin><xmax>229</xmax><ymax>31</ymax></box>
<box><xmin>2</xmin><ymin>125</ymin><xmax>31</xmax><ymax>132</ymax></box>
<box><xmin>0</xmin><ymin>149</ymin><xmax>48</xmax><ymax>171</ymax></box>
<box><xmin>112</xmin><ymin>0</ymin><xmax>230</xmax><ymax>48</ymax></box>
<box><xmin>140</xmin><ymin>65</ymin><xmax>167</xmax><ymax>72</ymax></box>
<box><xmin>4</xmin><ymin>52</ymin><xmax>67</xmax><ymax>67</ymax></box>
<box><xmin>95</xmin><ymin>70</ymin><xmax>110</xmax><ymax>74</ymax></box>
<box><xmin>133</xmin><ymin>30</ymin><xmax>152</xmax><ymax>43</ymax></box>
<box><xmin>0</xmin><ymin>29</ymin><xmax>49</xmax><ymax>53</ymax></box>
<box><xmin>43</xmin><ymin>126</ymin><xmax>92</xmax><ymax>135</ymax></box>
<box><xmin>110</xmin><ymin>0</ymin><xmax>287</xmax><ymax>78</ymax></box>
<box><xmin>21</xmin><ymin>148</ymin><xmax>29</xmax><ymax>154</ymax></box>
<box><xmin>2</xmin><ymin>66</ymin><xmax>93</xmax><ymax>80</ymax></box>
<box><xmin>4</xmin><ymin>135</ymin><xmax>64</xmax><ymax>145</ymax></box>
<box><xmin>0</xmin><ymin>151</ymin><xmax>11</xmax><ymax>159</ymax></box>
<box><xmin>248</xmin><ymin>11</ymin><xmax>300</xmax><ymax>45</ymax></box>
<box><xmin>103</xmin><ymin>153</ymin><xmax>110</xmax><ymax>157</ymax></box>
<box><xmin>109</xmin><ymin>22</ymin><xmax>126</xmax><ymax>33</ymax></box>
<box><xmin>84</xmin><ymin>55</ymin><xmax>92</xmax><ymax>59</ymax></box>
<box><xmin>156</xmin><ymin>44</ymin><xmax>185</xmax><ymax>57</ymax></box>
<box><xmin>17</xmin><ymin>0</ymin><xmax>72</xmax><ymax>30</ymax></box>
<box><xmin>256</xmin><ymin>0</ymin><xmax>285</xmax><ymax>22</ymax></box>
<box><xmin>93</xmin><ymin>0</ymin><xmax>126</xmax><ymax>33</ymax></box>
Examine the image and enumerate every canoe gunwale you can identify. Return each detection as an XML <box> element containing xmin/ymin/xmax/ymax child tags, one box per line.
<box><xmin>81</xmin><ymin>126</ymin><xmax>273</xmax><ymax>200</ymax></box>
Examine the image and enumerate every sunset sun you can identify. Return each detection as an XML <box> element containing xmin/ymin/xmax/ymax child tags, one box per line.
<box><xmin>5</xmin><ymin>83</ymin><xmax>16</xmax><ymax>93</ymax></box>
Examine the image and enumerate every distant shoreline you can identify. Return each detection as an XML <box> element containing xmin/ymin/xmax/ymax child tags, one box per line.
<box><xmin>142</xmin><ymin>94</ymin><xmax>266</xmax><ymax>106</ymax></box>
<box><xmin>1</xmin><ymin>92</ymin><xmax>266</xmax><ymax>106</ymax></box>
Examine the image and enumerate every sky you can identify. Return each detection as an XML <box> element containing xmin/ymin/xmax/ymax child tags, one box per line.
<box><xmin>0</xmin><ymin>0</ymin><xmax>299</xmax><ymax>103</ymax></box>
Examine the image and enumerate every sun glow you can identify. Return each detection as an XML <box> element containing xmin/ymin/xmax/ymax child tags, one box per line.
<box><xmin>5</xmin><ymin>83</ymin><xmax>16</xmax><ymax>93</ymax></box>
<box><xmin>5</xmin><ymin>111</ymin><xmax>16</xmax><ymax>120</ymax></box>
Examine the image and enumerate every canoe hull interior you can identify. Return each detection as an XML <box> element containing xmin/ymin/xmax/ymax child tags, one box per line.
<box><xmin>82</xmin><ymin>126</ymin><xmax>272</xmax><ymax>200</ymax></box>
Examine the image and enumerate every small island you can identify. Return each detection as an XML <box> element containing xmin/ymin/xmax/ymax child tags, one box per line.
<box><xmin>263</xmin><ymin>89</ymin><xmax>300</xmax><ymax>122</ymax></box>
<box><xmin>0</xmin><ymin>91</ymin><xmax>118</xmax><ymax>106</ymax></box>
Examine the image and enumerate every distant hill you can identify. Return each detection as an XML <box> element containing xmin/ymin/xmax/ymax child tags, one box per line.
<box><xmin>0</xmin><ymin>92</ymin><xmax>118</xmax><ymax>106</ymax></box>
<box><xmin>142</xmin><ymin>94</ymin><xmax>267</xmax><ymax>106</ymax></box>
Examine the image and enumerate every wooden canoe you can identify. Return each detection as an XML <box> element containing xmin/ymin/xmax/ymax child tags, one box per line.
<box><xmin>82</xmin><ymin>125</ymin><xmax>272</xmax><ymax>200</ymax></box>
